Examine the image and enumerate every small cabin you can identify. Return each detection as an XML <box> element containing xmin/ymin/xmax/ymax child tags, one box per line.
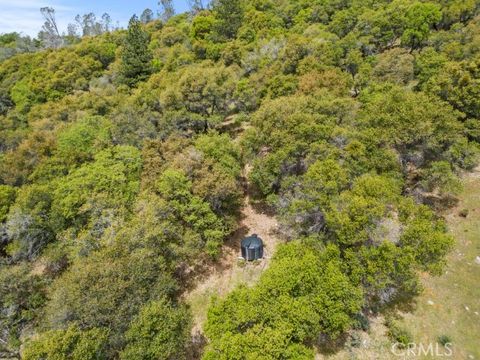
<box><xmin>241</xmin><ymin>234</ymin><xmax>263</xmax><ymax>261</ymax></box>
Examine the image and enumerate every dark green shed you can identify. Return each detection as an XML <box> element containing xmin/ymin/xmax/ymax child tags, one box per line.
<box><xmin>241</xmin><ymin>234</ymin><xmax>263</xmax><ymax>261</ymax></box>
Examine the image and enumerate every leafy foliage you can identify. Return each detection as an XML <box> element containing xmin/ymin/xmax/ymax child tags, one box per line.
<box><xmin>204</xmin><ymin>243</ymin><xmax>362</xmax><ymax>358</ymax></box>
<box><xmin>44</xmin><ymin>243</ymin><xmax>177</xmax><ymax>349</ymax></box>
<box><xmin>23</xmin><ymin>326</ymin><xmax>109</xmax><ymax>360</ymax></box>
<box><xmin>0</xmin><ymin>185</ymin><xmax>16</xmax><ymax>222</ymax></box>
<box><xmin>0</xmin><ymin>0</ymin><xmax>478</xmax><ymax>358</ymax></box>
<box><xmin>120</xmin><ymin>299</ymin><xmax>191</xmax><ymax>360</ymax></box>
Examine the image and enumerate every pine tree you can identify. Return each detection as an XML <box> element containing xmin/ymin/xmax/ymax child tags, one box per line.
<box><xmin>119</xmin><ymin>15</ymin><xmax>153</xmax><ymax>87</ymax></box>
<box><xmin>213</xmin><ymin>0</ymin><xmax>244</xmax><ymax>40</ymax></box>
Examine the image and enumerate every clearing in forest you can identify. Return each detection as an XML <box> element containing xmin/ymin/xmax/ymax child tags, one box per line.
<box><xmin>184</xmin><ymin>165</ymin><xmax>283</xmax><ymax>335</ymax></box>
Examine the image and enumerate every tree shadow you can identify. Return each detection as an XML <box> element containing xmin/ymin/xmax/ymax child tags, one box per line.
<box><xmin>314</xmin><ymin>291</ymin><xmax>420</xmax><ymax>356</ymax></box>
<box><xmin>246</xmin><ymin>179</ymin><xmax>277</xmax><ymax>217</ymax></box>
<box><xmin>314</xmin><ymin>333</ymin><xmax>349</xmax><ymax>356</ymax></box>
<box><xmin>186</xmin><ymin>330</ymin><xmax>207</xmax><ymax>360</ymax></box>
<box><xmin>423</xmin><ymin>194</ymin><xmax>459</xmax><ymax>212</ymax></box>
<box><xmin>177</xmin><ymin>221</ymin><xmax>249</xmax><ymax>294</ymax></box>
<box><xmin>248</xmin><ymin>197</ymin><xmax>277</xmax><ymax>217</ymax></box>
<box><xmin>215</xmin><ymin>114</ymin><xmax>245</xmax><ymax>138</ymax></box>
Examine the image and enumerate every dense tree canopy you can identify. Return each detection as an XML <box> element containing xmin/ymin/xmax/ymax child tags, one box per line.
<box><xmin>23</xmin><ymin>326</ymin><xmax>109</xmax><ymax>360</ymax></box>
<box><xmin>0</xmin><ymin>0</ymin><xmax>478</xmax><ymax>358</ymax></box>
<box><xmin>120</xmin><ymin>299</ymin><xmax>191</xmax><ymax>360</ymax></box>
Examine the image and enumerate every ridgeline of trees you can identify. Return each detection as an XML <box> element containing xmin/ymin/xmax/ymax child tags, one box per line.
<box><xmin>1</xmin><ymin>0</ymin><xmax>479</xmax><ymax>359</ymax></box>
<box><xmin>1</xmin><ymin>3</ymin><xmax>157</xmax><ymax>60</ymax></box>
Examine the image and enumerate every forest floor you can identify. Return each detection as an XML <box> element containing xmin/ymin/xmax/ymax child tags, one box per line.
<box><xmin>316</xmin><ymin>166</ymin><xmax>480</xmax><ymax>360</ymax></box>
<box><xmin>183</xmin><ymin>164</ymin><xmax>283</xmax><ymax>345</ymax></box>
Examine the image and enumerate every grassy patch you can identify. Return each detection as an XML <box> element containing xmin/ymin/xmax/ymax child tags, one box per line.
<box><xmin>396</xmin><ymin>173</ymin><xmax>480</xmax><ymax>359</ymax></box>
<box><xmin>316</xmin><ymin>171</ymin><xmax>480</xmax><ymax>360</ymax></box>
<box><xmin>185</xmin><ymin>260</ymin><xmax>267</xmax><ymax>333</ymax></box>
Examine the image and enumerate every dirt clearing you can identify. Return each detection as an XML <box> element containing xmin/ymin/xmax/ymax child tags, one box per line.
<box><xmin>184</xmin><ymin>164</ymin><xmax>283</xmax><ymax>336</ymax></box>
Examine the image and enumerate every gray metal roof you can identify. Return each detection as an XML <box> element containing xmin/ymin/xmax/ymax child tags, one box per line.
<box><xmin>241</xmin><ymin>234</ymin><xmax>263</xmax><ymax>248</ymax></box>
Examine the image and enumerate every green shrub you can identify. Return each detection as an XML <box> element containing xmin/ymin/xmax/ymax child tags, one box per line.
<box><xmin>120</xmin><ymin>299</ymin><xmax>191</xmax><ymax>360</ymax></box>
<box><xmin>385</xmin><ymin>318</ymin><xmax>413</xmax><ymax>348</ymax></box>
<box><xmin>352</xmin><ymin>313</ymin><xmax>370</xmax><ymax>332</ymax></box>
<box><xmin>0</xmin><ymin>185</ymin><xmax>16</xmax><ymax>222</ymax></box>
<box><xmin>349</xmin><ymin>332</ymin><xmax>362</xmax><ymax>348</ymax></box>
<box><xmin>459</xmin><ymin>208</ymin><xmax>469</xmax><ymax>218</ymax></box>
<box><xmin>438</xmin><ymin>334</ymin><xmax>452</xmax><ymax>346</ymax></box>
<box><xmin>23</xmin><ymin>326</ymin><xmax>109</xmax><ymax>360</ymax></box>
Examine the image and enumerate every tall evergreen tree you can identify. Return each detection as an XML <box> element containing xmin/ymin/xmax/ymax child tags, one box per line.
<box><xmin>119</xmin><ymin>15</ymin><xmax>153</xmax><ymax>87</ymax></box>
<box><xmin>213</xmin><ymin>0</ymin><xmax>243</xmax><ymax>40</ymax></box>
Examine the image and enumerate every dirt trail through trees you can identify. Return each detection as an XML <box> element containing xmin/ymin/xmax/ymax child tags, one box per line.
<box><xmin>184</xmin><ymin>164</ymin><xmax>282</xmax><ymax>336</ymax></box>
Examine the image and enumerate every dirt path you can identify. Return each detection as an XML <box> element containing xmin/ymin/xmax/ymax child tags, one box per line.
<box><xmin>184</xmin><ymin>164</ymin><xmax>282</xmax><ymax>337</ymax></box>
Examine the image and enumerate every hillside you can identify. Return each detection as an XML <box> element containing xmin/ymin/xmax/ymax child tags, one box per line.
<box><xmin>0</xmin><ymin>1</ymin><xmax>480</xmax><ymax>359</ymax></box>
<box><xmin>315</xmin><ymin>166</ymin><xmax>480</xmax><ymax>360</ymax></box>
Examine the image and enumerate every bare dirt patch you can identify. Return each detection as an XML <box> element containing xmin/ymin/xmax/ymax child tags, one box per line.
<box><xmin>183</xmin><ymin>164</ymin><xmax>283</xmax><ymax>338</ymax></box>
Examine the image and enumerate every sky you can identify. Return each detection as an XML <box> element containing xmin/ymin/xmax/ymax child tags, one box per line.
<box><xmin>0</xmin><ymin>0</ymin><xmax>191</xmax><ymax>37</ymax></box>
